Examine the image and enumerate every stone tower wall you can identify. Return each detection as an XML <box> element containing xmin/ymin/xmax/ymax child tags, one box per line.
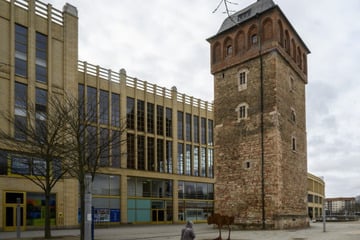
<box><xmin>210</xmin><ymin>4</ymin><xmax>309</xmax><ymax>229</ymax></box>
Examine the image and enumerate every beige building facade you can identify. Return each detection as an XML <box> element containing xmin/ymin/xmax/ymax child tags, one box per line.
<box><xmin>307</xmin><ymin>173</ymin><xmax>325</xmax><ymax>220</ymax></box>
<box><xmin>0</xmin><ymin>0</ymin><xmax>214</xmax><ymax>231</ymax></box>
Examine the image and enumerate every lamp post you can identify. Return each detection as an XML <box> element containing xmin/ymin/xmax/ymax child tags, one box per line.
<box><xmin>321</xmin><ymin>176</ymin><xmax>326</xmax><ymax>232</ymax></box>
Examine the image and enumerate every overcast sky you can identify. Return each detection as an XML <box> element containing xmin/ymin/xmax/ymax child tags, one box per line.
<box><xmin>46</xmin><ymin>0</ymin><xmax>360</xmax><ymax>198</ymax></box>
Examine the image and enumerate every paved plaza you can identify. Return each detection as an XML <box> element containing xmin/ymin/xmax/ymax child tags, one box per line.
<box><xmin>1</xmin><ymin>221</ymin><xmax>360</xmax><ymax>240</ymax></box>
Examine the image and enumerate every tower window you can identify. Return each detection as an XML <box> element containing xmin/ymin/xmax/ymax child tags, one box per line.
<box><xmin>244</xmin><ymin>161</ymin><xmax>251</xmax><ymax>169</ymax></box>
<box><xmin>291</xmin><ymin>108</ymin><xmax>296</xmax><ymax>122</ymax></box>
<box><xmin>226</xmin><ymin>45</ymin><xmax>233</xmax><ymax>57</ymax></box>
<box><xmin>292</xmin><ymin>136</ymin><xmax>296</xmax><ymax>151</ymax></box>
<box><xmin>289</xmin><ymin>77</ymin><xmax>295</xmax><ymax>92</ymax></box>
<box><xmin>238</xmin><ymin>69</ymin><xmax>249</xmax><ymax>91</ymax></box>
<box><xmin>236</xmin><ymin>103</ymin><xmax>249</xmax><ymax>122</ymax></box>
<box><xmin>251</xmin><ymin>34</ymin><xmax>258</xmax><ymax>45</ymax></box>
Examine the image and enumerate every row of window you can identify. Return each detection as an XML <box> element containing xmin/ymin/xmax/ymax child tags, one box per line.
<box><xmin>127</xmin><ymin>135</ymin><xmax>214</xmax><ymax>177</ymax></box>
<box><xmin>15</xmin><ymin>24</ymin><xmax>48</xmax><ymax>83</ymax></box>
<box><xmin>0</xmin><ymin>151</ymin><xmax>61</xmax><ymax>177</ymax></box>
<box><xmin>127</xmin><ymin>177</ymin><xmax>214</xmax><ymax>200</ymax></box>
<box><xmin>213</xmin><ymin>19</ymin><xmax>307</xmax><ymax>74</ymax></box>
<box><xmin>78</xmin><ymin>86</ymin><xmax>214</xmax><ymax>145</ymax></box>
<box><xmin>14</xmin><ymin>82</ymin><xmax>48</xmax><ymax>141</ymax></box>
<box><xmin>127</xmin><ymin>97</ymin><xmax>214</xmax><ymax>144</ymax></box>
<box><xmin>308</xmin><ymin>194</ymin><xmax>323</xmax><ymax>204</ymax></box>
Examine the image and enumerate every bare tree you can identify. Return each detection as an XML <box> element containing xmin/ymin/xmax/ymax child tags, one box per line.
<box><xmin>1</xmin><ymin>91</ymin><xmax>125</xmax><ymax>240</ymax></box>
<box><xmin>59</xmin><ymin>92</ymin><xmax>125</xmax><ymax>240</ymax></box>
<box><xmin>0</xmin><ymin>93</ymin><xmax>72</xmax><ymax>238</ymax></box>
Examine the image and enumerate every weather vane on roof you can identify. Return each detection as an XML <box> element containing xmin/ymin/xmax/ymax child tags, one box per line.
<box><xmin>213</xmin><ymin>0</ymin><xmax>239</xmax><ymax>16</ymax></box>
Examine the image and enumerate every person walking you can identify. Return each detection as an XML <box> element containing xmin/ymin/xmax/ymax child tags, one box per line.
<box><xmin>181</xmin><ymin>221</ymin><xmax>195</xmax><ymax>240</ymax></box>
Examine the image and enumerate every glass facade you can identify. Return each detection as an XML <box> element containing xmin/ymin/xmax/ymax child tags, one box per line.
<box><xmin>92</xmin><ymin>174</ymin><xmax>121</xmax><ymax>223</ymax></box>
<box><xmin>35</xmin><ymin>32</ymin><xmax>47</xmax><ymax>83</ymax></box>
<box><xmin>4</xmin><ymin>8</ymin><xmax>215</xmax><ymax>229</ymax></box>
<box><xmin>178</xmin><ymin>181</ymin><xmax>214</xmax><ymax>221</ymax></box>
<box><xmin>27</xmin><ymin>193</ymin><xmax>56</xmax><ymax>226</ymax></box>
<box><xmin>100</xmin><ymin>90</ymin><xmax>109</xmax><ymax>125</ymax></box>
<box><xmin>14</xmin><ymin>82</ymin><xmax>27</xmax><ymax>140</ymax></box>
<box><xmin>35</xmin><ymin>88</ymin><xmax>47</xmax><ymax>139</ymax></box>
<box><xmin>15</xmin><ymin>24</ymin><xmax>28</xmax><ymax>77</ymax></box>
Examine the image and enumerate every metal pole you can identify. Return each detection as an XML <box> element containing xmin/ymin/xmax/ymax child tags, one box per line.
<box><xmin>322</xmin><ymin>176</ymin><xmax>326</xmax><ymax>232</ymax></box>
<box><xmin>85</xmin><ymin>174</ymin><xmax>93</xmax><ymax>240</ymax></box>
<box><xmin>16</xmin><ymin>198</ymin><xmax>21</xmax><ymax>239</ymax></box>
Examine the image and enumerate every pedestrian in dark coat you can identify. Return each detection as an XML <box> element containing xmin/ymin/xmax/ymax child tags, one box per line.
<box><xmin>181</xmin><ymin>221</ymin><xmax>195</xmax><ymax>240</ymax></box>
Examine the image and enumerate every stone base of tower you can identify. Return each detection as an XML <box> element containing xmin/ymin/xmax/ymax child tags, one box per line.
<box><xmin>233</xmin><ymin>215</ymin><xmax>309</xmax><ymax>230</ymax></box>
<box><xmin>272</xmin><ymin>214</ymin><xmax>310</xmax><ymax>229</ymax></box>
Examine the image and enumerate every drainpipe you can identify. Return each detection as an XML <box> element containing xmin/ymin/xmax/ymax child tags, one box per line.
<box><xmin>257</xmin><ymin>13</ymin><xmax>266</xmax><ymax>230</ymax></box>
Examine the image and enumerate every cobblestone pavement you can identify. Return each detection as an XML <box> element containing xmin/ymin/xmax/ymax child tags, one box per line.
<box><xmin>1</xmin><ymin>221</ymin><xmax>359</xmax><ymax>240</ymax></box>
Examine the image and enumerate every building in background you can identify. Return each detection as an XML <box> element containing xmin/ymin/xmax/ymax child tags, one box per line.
<box><xmin>307</xmin><ymin>173</ymin><xmax>325</xmax><ymax>220</ymax></box>
<box><xmin>208</xmin><ymin>0</ymin><xmax>310</xmax><ymax>229</ymax></box>
<box><xmin>326</xmin><ymin>197</ymin><xmax>356</xmax><ymax>216</ymax></box>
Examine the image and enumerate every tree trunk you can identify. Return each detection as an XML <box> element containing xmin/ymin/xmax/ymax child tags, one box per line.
<box><xmin>79</xmin><ymin>180</ymin><xmax>86</xmax><ymax>240</ymax></box>
<box><xmin>44</xmin><ymin>190</ymin><xmax>51</xmax><ymax>238</ymax></box>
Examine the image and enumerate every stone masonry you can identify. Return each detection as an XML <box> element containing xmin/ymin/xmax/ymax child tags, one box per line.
<box><xmin>208</xmin><ymin>0</ymin><xmax>310</xmax><ymax>229</ymax></box>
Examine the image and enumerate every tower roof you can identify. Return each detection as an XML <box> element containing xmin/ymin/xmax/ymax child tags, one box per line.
<box><xmin>217</xmin><ymin>0</ymin><xmax>276</xmax><ymax>34</ymax></box>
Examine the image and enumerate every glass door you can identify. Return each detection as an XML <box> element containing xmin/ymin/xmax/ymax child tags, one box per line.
<box><xmin>3</xmin><ymin>192</ymin><xmax>26</xmax><ymax>231</ymax></box>
<box><xmin>151</xmin><ymin>200</ymin><xmax>165</xmax><ymax>223</ymax></box>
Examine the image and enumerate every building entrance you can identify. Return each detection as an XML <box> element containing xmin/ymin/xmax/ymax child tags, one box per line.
<box><xmin>3</xmin><ymin>192</ymin><xmax>26</xmax><ymax>231</ymax></box>
<box><xmin>151</xmin><ymin>200</ymin><xmax>165</xmax><ymax>223</ymax></box>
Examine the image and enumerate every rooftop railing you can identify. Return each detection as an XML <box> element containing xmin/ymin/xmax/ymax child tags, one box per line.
<box><xmin>78</xmin><ymin>60</ymin><xmax>213</xmax><ymax>112</ymax></box>
<box><xmin>6</xmin><ymin>0</ymin><xmax>64</xmax><ymax>25</ymax></box>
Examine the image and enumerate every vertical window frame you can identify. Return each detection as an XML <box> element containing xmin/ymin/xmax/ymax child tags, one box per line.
<box><xmin>238</xmin><ymin>69</ymin><xmax>249</xmax><ymax>91</ymax></box>
<box><xmin>35</xmin><ymin>32</ymin><xmax>48</xmax><ymax>83</ymax></box>
<box><xmin>15</xmin><ymin>24</ymin><xmax>28</xmax><ymax>77</ymax></box>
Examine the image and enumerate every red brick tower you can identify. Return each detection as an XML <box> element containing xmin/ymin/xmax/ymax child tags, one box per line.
<box><xmin>208</xmin><ymin>0</ymin><xmax>310</xmax><ymax>229</ymax></box>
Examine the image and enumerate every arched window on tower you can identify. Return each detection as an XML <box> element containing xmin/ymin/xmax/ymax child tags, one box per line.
<box><xmin>236</xmin><ymin>103</ymin><xmax>249</xmax><ymax>122</ymax></box>
<box><xmin>291</xmin><ymin>39</ymin><xmax>296</xmax><ymax>61</ymax></box>
<box><xmin>248</xmin><ymin>25</ymin><xmax>258</xmax><ymax>48</ymax></box>
<box><xmin>235</xmin><ymin>31</ymin><xmax>245</xmax><ymax>54</ymax></box>
<box><xmin>278</xmin><ymin>20</ymin><xmax>284</xmax><ymax>47</ymax></box>
<box><xmin>262</xmin><ymin>18</ymin><xmax>273</xmax><ymax>42</ymax></box>
<box><xmin>251</xmin><ymin>34</ymin><xmax>258</xmax><ymax>46</ymax></box>
<box><xmin>285</xmin><ymin>30</ymin><xmax>290</xmax><ymax>53</ymax></box>
<box><xmin>303</xmin><ymin>53</ymin><xmax>307</xmax><ymax>74</ymax></box>
<box><xmin>226</xmin><ymin>45</ymin><xmax>233</xmax><ymax>57</ymax></box>
<box><xmin>212</xmin><ymin>42</ymin><xmax>221</xmax><ymax>63</ymax></box>
<box><xmin>238</xmin><ymin>69</ymin><xmax>249</xmax><ymax>91</ymax></box>
<box><xmin>297</xmin><ymin>47</ymin><xmax>302</xmax><ymax>69</ymax></box>
<box><xmin>224</xmin><ymin>38</ymin><xmax>233</xmax><ymax>58</ymax></box>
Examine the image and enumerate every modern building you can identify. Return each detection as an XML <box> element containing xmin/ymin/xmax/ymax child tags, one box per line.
<box><xmin>208</xmin><ymin>0</ymin><xmax>310</xmax><ymax>229</ymax></box>
<box><xmin>0</xmin><ymin>0</ymin><xmax>214</xmax><ymax>231</ymax></box>
<box><xmin>307</xmin><ymin>173</ymin><xmax>325</xmax><ymax>220</ymax></box>
<box><xmin>0</xmin><ymin>0</ymin><xmax>317</xmax><ymax>232</ymax></box>
<box><xmin>326</xmin><ymin>197</ymin><xmax>356</xmax><ymax>216</ymax></box>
